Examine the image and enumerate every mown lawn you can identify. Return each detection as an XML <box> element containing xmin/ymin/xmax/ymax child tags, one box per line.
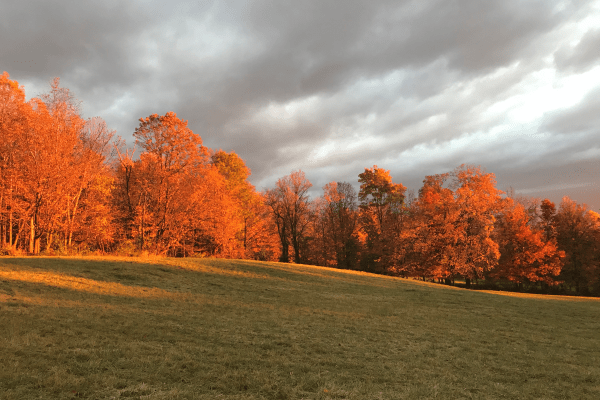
<box><xmin>1</xmin><ymin>256</ymin><xmax>599</xmax><ymax>399</ymax></box>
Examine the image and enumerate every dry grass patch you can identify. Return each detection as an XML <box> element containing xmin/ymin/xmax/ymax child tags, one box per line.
<box><xmin>1</xmin><ymin>256</ymin><xmax>599</xmax><ymax>399</ymax></box>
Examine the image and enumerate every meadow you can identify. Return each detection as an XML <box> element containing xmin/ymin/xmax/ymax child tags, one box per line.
<box><xmin>1</xmin><ymin>256</ymin><xmax>599</xmax><ymax>399</ymax></box>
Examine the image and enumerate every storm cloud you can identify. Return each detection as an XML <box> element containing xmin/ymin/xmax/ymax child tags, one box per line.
<box><xmin>2</xmin><ymin>0</ymin><xmax>599</xmax><ymax>210</ymax></box>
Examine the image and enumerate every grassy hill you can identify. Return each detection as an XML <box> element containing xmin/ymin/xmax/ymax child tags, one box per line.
<box><xmin>1</xmin><ymin>256</ymin><xmax>599</xmax><ymax>399</ymax></box>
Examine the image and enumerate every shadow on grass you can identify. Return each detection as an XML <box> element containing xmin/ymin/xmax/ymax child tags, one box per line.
<box><xmin>0</xmin><ymin>257</ymin><xmax>372</xmax><ymax>322</ymax></box>
<box><xmin>0</xmin><ymin>256</ymin><xmax>407</xmax><ymax>290</ymax></box>
<box><xmin>0</xmin><ymin>267</ymin><xmax>182</xmax><ymax>299</ymax></box>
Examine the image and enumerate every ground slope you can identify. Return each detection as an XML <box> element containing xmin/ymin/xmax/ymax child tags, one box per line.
<box><xmin>1</xmin><ymin>256</ymin><xmax>599</xmax><ymax>399</ymax></box>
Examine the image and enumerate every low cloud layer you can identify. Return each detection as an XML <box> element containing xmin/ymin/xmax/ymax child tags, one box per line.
<box><xmin>2</xmin><ymin>0</ymin><xmax>599</xmax><ymax>210</ymax></box>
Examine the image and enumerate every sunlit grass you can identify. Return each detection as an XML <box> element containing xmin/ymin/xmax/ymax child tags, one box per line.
<box><xmin>1</xmin><ymin>256</ymin><xmax>599</xmax><ymax>399</ymax></box>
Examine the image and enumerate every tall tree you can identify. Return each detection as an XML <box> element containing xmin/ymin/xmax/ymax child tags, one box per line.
<box><xmin>188</xmin><ymin>166</ymin><xmax>241</xmax><ymax>257</ymax></box>
<box><xmin>358</xmin><ymin>166</ymin><xmax>406</xmax><ymax>273</ymax></box>
<box><xmin>404</xmin><ymin>173</ymin><xmax>459</xmax><ymax>282</ymax></box>
<box><xmin>553</xmin><ymin>197</ymin><xmax>600</xmax><ymax>295</ymax></box>
<box><xmin>539</xmin><ymin>199</ymin><xmax>556</xmax><ymax>242</ymax></box>
<box><xmin>63</xmin><ymin>117</ymin><xmax>115</xmax><ymax>247</ymax></box>
<box><xmin>20</xmin><ymin>78</ymin><xmax>86</xmax><ymax>253</ymax></box>
<box><xmin>302</xmin><ymin>197</ymin><xmax>329</xmax><ymax>267</ymax></box>
<box><xmin>211</xmin><ymin>150</ymin><xmax>269</xmax><ymax>258</ymax></box>
<box><xmin>450</xmin><ymin>165</ymin><xmax>504</xmax><ymax>287</ymax></box>
<box><xmin>0</xmin><ymin>72</ymin><xmax>29</xmax><ymax>250</ymax></box>
<box><xmin>322</xmin><ymin>182</ymin><xmax>360</xmax><ymax>269</ymax></box>
<box><xmin>129</xmin><ymin>112</ymin><xmax>209</xmax><ymax>253</ymax></box>
<box><xmin>492</xmin><ymin>200</ymin><xmax>564</xmax><ymax>288</ymax></box>
<box><xmin>265</xmin><ymin>171</ymin><xmax>312</xmax><ymax>263</ymax></box>
<box><xmin>241</xmin><ymin>192</ymin><xmax>281</xmax><ymax>261</ymax></box>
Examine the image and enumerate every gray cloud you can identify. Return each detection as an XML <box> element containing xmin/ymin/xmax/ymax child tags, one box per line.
<box><xmin>541</xmin><ymin>86</ymin><xmax>600</xmax><ymax>137</ymax></box>
<box><xmin>2</xmin><ymin>0</ymin><xmax>599</xmax><ymax>211</ymax></box>
<box><xmin>555</xmin><ymin>28</ymin><xmax>600</xmax><ymax>72</ymax></box>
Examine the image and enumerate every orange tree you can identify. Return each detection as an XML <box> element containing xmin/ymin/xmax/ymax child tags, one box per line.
<box><xmin>553</xmin><ymin>197</ymin><xmax>600</xmax><ymax>295</ymax></box>
<box><xmin>121</xmin><ymin>112</ymin><xmax>211</xmax><ymax>254</ymax></box>
<box><xmin>358</xmin><ymin>166</ymin><xmax>406</xmax><ymax>273</ymax></box>
<box><xmin>404</xmin><ymin>173</ymin><xmax>459</xmax><ymax>282</ymax></box>
<box><xmin>321</xmin><ymin>182</ymin><xmax>360</xmax><ymax>269</ymax></box>
<box><xmin>211</xmin><ymin>150</ymin><xmax>278</xmax><ymax>259</ymax></box>
<box><xmin>406</xmin><ymin>165</ymin><xmax>504</xmax><ymax>286</ymax></box>
<box><xmin>265</xmin><ymin>171</ymin><xmax>312</xmax><ymax>263</ymax></box>
<box><xmin>450</xmin><ymin>165</ymin><xmax>504</xmax><ymax>287</ymax></box>
<box><xmin>492</xmin><ymin>200</ymin><xmax>564</xmax><ymax>289</ymax></box>
<box><xmin>0</xmin><ymin>72</ymin><xmax>29</xmax><ymax>250</ymax></box>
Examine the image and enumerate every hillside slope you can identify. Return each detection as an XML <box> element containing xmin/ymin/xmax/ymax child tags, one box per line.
<box><xmin>1</xmin><ymin>256</ymin><xmax>599</xmax><ymax>399</ymax></box>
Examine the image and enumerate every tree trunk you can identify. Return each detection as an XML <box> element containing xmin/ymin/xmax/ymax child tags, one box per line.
<box><xmin>277</xmin><ymin>220</ymin><xmax>289</xmax><ymax>263</ymax></box>
<box><xmin>293</xmin><ymin>239</ymin><xmax>301</xmax><ymax>263</ymax></box>
<box><xmin>0</xmin><ymin>194</ymin><xmax>4</xmax><ymax>247</ymax></box>
<box><xmin>243</xmin><ymin>218</ymin><xmax>247</xmax><ymax>250</ymax></box>
<box><xmin>46</xmin><ymin>233</ymin><xmax>53</xmax><ymax>252</ymax></box>
<box><xmin>280</xmin><ymin>240</ymin><xmax>289</xmax><ymax>263</ymax></box>
<box><xmin>140</xmin><ymin>202</ymin><xmax>145</xmax><ymax>250</ymax></box>
<box><xmin>29</xmin><ymin>215</ymin><xmax>35</xmax><ymax>254</ymax></box>
<box><xmin>8</xmin><ymin>208</ymin><xmax>13</xmax><ymax>248</ymax></box>
<box><xmin>13</xmin><ymin>219</ymin><xmax>24</xmax><ymax>250</ymax></box>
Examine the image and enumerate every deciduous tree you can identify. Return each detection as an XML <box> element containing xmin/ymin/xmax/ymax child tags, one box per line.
<box><xmin>553</xmin><ymin>197</ymin><xmax>600</xmax><ymax>294</ymax></box>
<box><xmin>265</xmin><ymin>171</ymin><xmax>312</xmax><ymax>263</ymax></box>
<box><xmin>128</xmin><ymin>111</ymin><xmax>209</xmax><ymax>253</ymax></box>
<box><xmin>358</xmin><ymin>166</ymin><xmax>406</xmax><ymax>273</ymax></box>
<box><xmin>322</xmin><ymin>182</ymin><xmax>360</xmax><ymax>269</ymax></box>
<box><xmin>0</xmin><ymin>72</ymin><xmax>29</xmax><ymax>250</ymax></box>
<box><xmin>450</xmin><ymin>165</ymin><xmax>504</xmax><ymax>287</ymax></box>
<box><xmin>405</xmin><ymin>173</ymin><xmax>459</xmax><ymax>281</ymax></box>
<box><xmin>493</xmin><ymin>200</ymin><xmax>564</xmax><ymax>287</ymax></box>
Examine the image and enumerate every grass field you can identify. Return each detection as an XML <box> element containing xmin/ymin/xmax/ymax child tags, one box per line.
<box><xmin>1</xmin><ymin>256</ymin><xmax>599</xmax><ymax>399</ymax></box>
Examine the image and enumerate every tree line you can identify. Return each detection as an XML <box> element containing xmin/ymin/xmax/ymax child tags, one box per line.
<box><xmin>266</xmin><ymin>167</ymin><xmax>600</xmax><ymax>295</ymax></box>
<box><xmin>0</xmin><ymin>72</ymin><xmax>278</xmax><ymax>260</ymax></box>
<box><xmin>2</xmin><ymin>72</ymin><xmax>599</xmax><ymax>295</ymax></box>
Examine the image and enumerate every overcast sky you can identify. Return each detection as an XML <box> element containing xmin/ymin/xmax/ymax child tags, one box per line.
<box><xmin>2</xmin><ymin>0</ymin><xmax>599</xmax><ymax>210</ymax></box>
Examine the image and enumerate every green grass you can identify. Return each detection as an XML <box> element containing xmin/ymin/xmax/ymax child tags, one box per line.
<box><xmin>1</xmin><ymin>256</ymin><xmax>599</xmax><ymax>399</ymax></box>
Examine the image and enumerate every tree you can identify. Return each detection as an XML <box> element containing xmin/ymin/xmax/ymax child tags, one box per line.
<box><xmin>302</xmin><ymin>196</ymin><xmax>330</xmax><ymax>266</ymax></box>
<box><xmin>405</xmin><ymin>166</ymin><xmax>504</xmax><ymax>285</ymax></box>
<box><xmin>211</xmin><ymin>150</ymin><xmax>266</xmax><ymax>258</ymax></box>
<box><xmin>0</xmin><ymin>72</ymin><xmax>30</xmax><ymax>250</ymax></box>
<box><xmin>492</xmin><ymin>200</ymin><xmax>564</xmax><ymax>288</ymax></box>
<box><xmin>450</xmin><ymin>165</ymin><xmax>504</xmax><ymax>287</ymax></box>
<box><xmin>553</xmin><ymin>197</ymin><xmax>600</xmax><ymax>294</ymax></box>
<box><xmin>241</xmin><ymin>192</ymin><xmax>281</xmax><ymax>261</ymax></box>
<box><xmin>358</xmin><ymin>166</ymin><xmax>406</xmax><ymax>273</ymax></box>
<box><xmin>405</xmin><ymin>173</ymin><xmax>459</xmax><ymax>282</ymax></box>
<box><xmin>73</xmin><ymin>173</ymin><xmax>116</xmax><ymax>252</ymax></box>
<box><xmin>63</xmin><ymin>117</ymin><xmax>115</xmax><ymax>248</ymax></box>
<box><xmin>539</xmin><ymin>199</ymin><xmax>556</xmax><ymax>242</ymax></box>
<box><xmin>19</xmin><ymin>78</ymin><xmax>87</xmax><ymax>253</ymax></box>
<box><xmin>211</xmin><ymin>150</ymin><xmax>251</xmax><ymax>192</ymax></box>
<box><xmin>114</xmin><ymin>116</ymin><xmax>252</xmax><ymax>257</ymax></box>
<box><xmin>188</xmin><ymin>166</ymin><xmax>241</xmax><ymax>257</ymax></box>
<box><xmin>321</xmin><ymin>182</ymin><xmax>360</xmax><ymax>269</ymax></box>
<box><xmin>128</xmin><ymin>112</ymin><xmax>209</xmax><ymax>253</ymax></box>
<box><xmin>265</xmin><ymin>171</ymin><xmax>312</xmax><ymax>263</ymax></box>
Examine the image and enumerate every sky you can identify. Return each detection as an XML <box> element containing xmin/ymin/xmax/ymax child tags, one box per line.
<box><xmin>2</xmin><ymin>0</ymin><xmax>600</xmax><ymax>211</ymax></box>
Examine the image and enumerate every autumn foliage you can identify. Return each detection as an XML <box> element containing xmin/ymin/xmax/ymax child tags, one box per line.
<box><xmin>1</xmin><ymin>73</ymin><xmax>114</xmax><ymax>254</ymax></box>
<box><xmin>0</xmin><ymin>72</ymin><xmax>277</xmax><ymax>260</ymax></box>
<box><xmin>2</xmin><ymin>71</ymin><xmax>599</xmax><ymax>295</ymax></box>
<box><xmin>492</xmin><ymin>201</ymin><xmax>564</xmax><ymax>285</ymax></box>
